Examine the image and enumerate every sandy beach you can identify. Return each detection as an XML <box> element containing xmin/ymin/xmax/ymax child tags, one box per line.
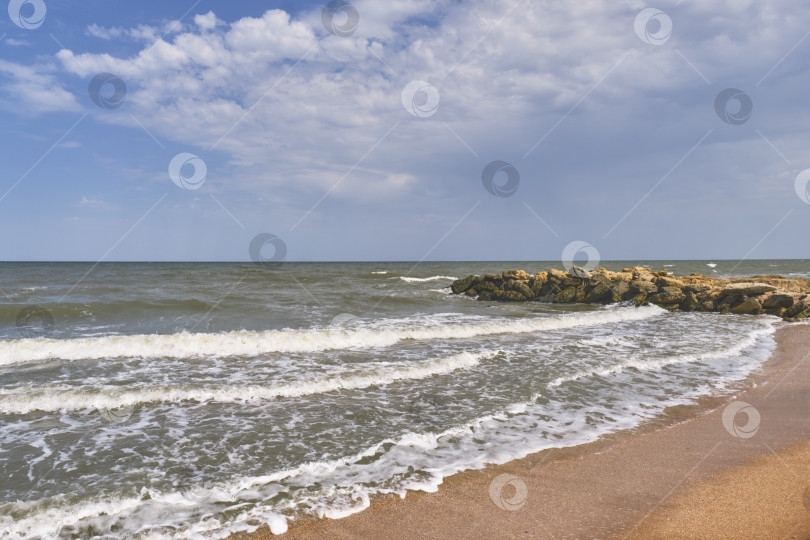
<box><xmin>238</xmin><ymin>323</ymin><xmax>810</xmax><ymax>539</ymax></box>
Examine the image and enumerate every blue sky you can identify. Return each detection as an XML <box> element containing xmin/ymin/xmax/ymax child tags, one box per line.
<box><xmin>0</xmin><ymin>0</ymin><xmax>809</xmax><ymax>262</ymax></box>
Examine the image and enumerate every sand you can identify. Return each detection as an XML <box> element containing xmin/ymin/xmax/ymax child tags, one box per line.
<box><xmin>236</xmin><ymin>324</ymin><xmax>810</xmax><ymax>539</ymax></box>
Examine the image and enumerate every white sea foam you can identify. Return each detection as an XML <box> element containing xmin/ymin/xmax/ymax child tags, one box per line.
<box><xmin>706</xmin><ymin>263</ymin><xmax>718</xmax><ymax>268</ymax></box>
<box><xmin>548</xmin><ymin>321</ymin><xmax>776</xmax><ymax>388</ymax></box>
<box><xmin>370</xmin><ymin>271</ymin><xmax>392</xmax><ymax>274</ymax></box>
<box><xmin>0</xmin><ymin>351</ymin><xmax>491</xmax><ymax>414</ymax></box>
<box><xmin>396</xmin><ymin>275</ymin><xmax>458</xmax><ymax>282</ymax></box>
<box><xmin>0</xmin><ymin>305</ymin><xmax>664</xmax><ymax>364</ymax></box>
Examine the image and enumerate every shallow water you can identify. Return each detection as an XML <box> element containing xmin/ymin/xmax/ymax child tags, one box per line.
<box><xmin>0</xmin><ymin>260</ymin><xmax>804</xmax><ymax>538</ymax></box>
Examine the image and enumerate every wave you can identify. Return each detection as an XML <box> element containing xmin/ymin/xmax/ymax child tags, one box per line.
<box><xmin>0</xmin><ymin>306</ymin><xmax>664</xmax><ymax>364</ymax></box>
<box><xmin>548</xmin><ymin>322</ymin><xmax>776</xmax><ymax>388</ymax></box>
<box><xmin>0</xmin><ymin>352</ymin><xmax>491</xmax><ymax>414</ymax></box>
<box><xmin>396</xmin><ymin>276</ymin><xmax>457</xmax><ymax>282</ymax></box>
<box><xmin>370</xmin><ymin>271</ymin><xmax>393</xmax><ymax>275</ymax></box>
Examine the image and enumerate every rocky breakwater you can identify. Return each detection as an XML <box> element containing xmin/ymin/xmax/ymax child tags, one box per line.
<box><xmin>451</xmin><ymin>267</ymin><xmax>810</xmax><ymax>321</ymax></box>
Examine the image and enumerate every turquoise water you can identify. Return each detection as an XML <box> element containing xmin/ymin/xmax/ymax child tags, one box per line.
<box><xmin>0</xmin><ymin>260</ymin><xmax>805</xmax><ymax>538</ymax></box>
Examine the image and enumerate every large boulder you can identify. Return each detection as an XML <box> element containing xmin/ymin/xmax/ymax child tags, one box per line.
<box><xmin>656</xmin><ymin>276</ymin><xmax>684</xmax><ymax>288</ymax></box>
<box><xmin>550</xmin><ymin>286</ymin><xmax>577</xmax><ymax>303</ymax></box>
<box><xmin>502</xmin><ymin>270</ymin><xmax>530</xmax><ymax>281</ymax></box>
<box><xmin>785</xmin><ymin>301</ymin><xmax>809</xmax><ymax>319</ymax></box>
<box><xmin>547</xmin><ymin>268</ymin><xmax>568</xmax><ymax>282</ymax></box>
<box><xmin>503</xmin><ymin>280</ymin><xmax>534</xmax><ymax>299</ymax></box>
<box><xmin>491</xmin><ymin>289</ymin><xmax>528</xmax><ymax>302</ymax></box>
<box><xmin>610</xmin><ymin>281</ymin><xmax>631</xmax><ymax>302</ymax></box>
<box><xmin>630</xmin><ymin>280</ymin><xmax>658</xmax><ymax>294</ymax></box>
<box><xmin>584</xmin><ymin>282</ymin><xmax>613</xmax><ymax>303</ymax></box>
<box><xmin>648</xmin><ymin>287</ymin><xmax>686</xmax><ymax>305</ymax></box>
<box><xmin>569</xmin><ymin>266</ymin><xmax>592</xmax><ymax>279</ymax></box>
<box><xmin>682</xmin><ymin>282</ymin><xmax>713</xmax><ymax>294</ymax></box>
<box><xmin>762</xmin><ymin>294</ymin><xmax>794</xmax><ymax>309</ymax></box>
<box><xmin>451</xmin><ymin>275</ymin><xmax>480</xmax><ymax>294</ymax></box>
<box><xmin>723</xmin><ymin>283</ymin><xmax>777</xmax><ymax>296</ymax></box>
<box><xmin>681</xmin><ymin>291</ymin><xmax>699</xmax><ymax>311</ymax></box>
<box><xmin>730</xmin><ymin>298</ymin><xmax>763</xmax><ymax>315</ymax></box>
<box><xmin>470</xmin><ymin>281</ymin><xmax>498</xmax><ymax>295</ymax></box>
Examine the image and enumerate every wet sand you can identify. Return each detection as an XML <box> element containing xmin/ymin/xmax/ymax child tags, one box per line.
<box><xmin>237</xmin><ymin>323</ymin><xmax>810</xmax><ymax>539</ymax></box>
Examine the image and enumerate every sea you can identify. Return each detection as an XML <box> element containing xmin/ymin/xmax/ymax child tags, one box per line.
<box><xmin>1</xmin><ymin>260</ymin><xmax>808</xmax><ymax>538</ymax></box>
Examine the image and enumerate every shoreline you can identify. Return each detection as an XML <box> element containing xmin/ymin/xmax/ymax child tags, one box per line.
<box><xmin>236</xmin><ymin>322</ymin><xmax>810</xmax><ymax>539</ymax></box>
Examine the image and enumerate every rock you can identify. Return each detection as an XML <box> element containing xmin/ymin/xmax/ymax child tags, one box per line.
<box><xmin>762</xmin><ymin>294</ymin><xmax>794</xmax><ymax>309</ymax></box>
<box><xmin>730</xmin><ymin>298</ymin><xmax>762</xmax><ymax>315</ymax></box>
<box><xmin>785</xmin><ymin>302</ymin><xmax>809</xmax><ymax>319</ymax></box>
<box><xmin>610</xmin><ymin>281</ymin><xmax>630</xmax><ymax>302</ymax></box>
<box><xmin>591</xmin><ymin>268</ymin><xmax>617</xmax><ymax>282</ymax></box>
<box><xmin>584</xmin><ymin>282</ymin><xmax>613</xmax><ymax>303</ymax></box>
<box><xmin>502</xmin><ymin>270</ymin><xmax>530</xmax><ymax>281</ymax></box>
<box><xmin>503</xmin><ymin>280</ymin><xmax>534</xmax><ymax>299</ymax></box>
<box><xmin>550</xmin><ymin>286</ymin><xmax>577</xmax><ymax>303</ymax></box>
<box><xmin>530</xmin><ymin>272</ymin><xmax>548</xmax><ymax>289</ymax></box>
<box><xmin>474</xmin><ymin>281</ymin><xmax>498</xmax><ymax>294</ymax></box>
<box><xmin>630</xmin><ymin>292</ymin><xmax>648</xmax><ymax>306</ymax></box>
<box><xmin>681</xmin><ymin>291</ymin><xmax>698</xmax><ymax>311</ymax></box>
<box><xmin>657</xmin><ymin>276</ymin><xmax>684</xmax><ymax>288</ymax></box>
<box><xmin>717</xmin><ymin>295</ymin><xmax>743</xmax><ymax>311</ymax></box>
<box><xmin>491</xmin><ymin>289</ymin><xmax>527</xmax><ymax>302</ymax></box>
<box><xmin>569</xmin><ymin>266</ymin><xmax>592</xmax><ymax>279</ymax></box>
<box><xmin>451</xmin><ymin>275</ymin><xmax>481</xmax><ymax>294</ymax></box>
<box><xmin>682</xmin><ymin>282</ymin><xmax>712</xmax><ymax>294</ymax></box>
<box><xmin>648</xmin><ymin>287</ymin><xmax>685</xmax><ymax>305</ymax></box>
<box><xmin>633</xmin><ymin>270</ymin><xmax>655</xmax><ymax>283</ymax></box>
<box><xmin>451</xmin><ymin>266</ymin><xmax>809</xmax><ymax>321</ymax></box>
<box><xmin>630</xmin><ymin>280</ymin><xmax>658</xmax><ymax>294</ymax></box>
<box><xmin>722</xmin><ymin>283</ymin><xmax>777</xmax><ymax>296</ymax></box>
<box><xmin>696</xmin><ymin>299</ymin><xmax>714</xmax><ymax>312</ymax></box>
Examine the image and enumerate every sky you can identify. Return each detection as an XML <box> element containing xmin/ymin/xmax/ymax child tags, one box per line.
<box><xmin>0</xmin><ymin>0</ymin><xmax>809</xmax><ymax>262</ymax></box>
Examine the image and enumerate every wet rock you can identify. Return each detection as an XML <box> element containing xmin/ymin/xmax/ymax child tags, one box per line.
<box><xmin>681</xmin><ymin>291</ymin><xmax>699</xmax><ymax>311</ymax></box>
<box><xmin>550</xmin><ymin>286</ymin><xmax>577</xmax><ymax>303</ymax></box>
<box><xmin>491</xmin><ymin>289</ymin><xmax>528</xmax><ymax>302</ymax></box>
<box><xmin>452</xmin><ymin>267</ymin><xmax>810</xmax><ymax>322</ymax></box>
<box><xmin>584</xmin><ymin>282</ymin><xmax>613</xmax><ymax>303</ymax></box>
<box><xmin>785</xmin><ymin>302</ymin><xmax>809</xmax><ymax>319</ymax></box>
<box><xmin>648</xmin><ymin>287</ymin><xmax>685</xmax><ymax>305</ymax></box>
<box><xmin>504</xmin><ymin>280</ymin><xmax>534</xmax><ymax>299</ymax></box>
<box><xmin>451</xmin><ymin>275</ymin><xmax>480</xmax><ymax>294</ymax></box>
<box><xmin>472</xmin><ymin>281</ymin><xmax>498</xmax><ymax>295</ymax></box>
<box><xmin>610</xmin><ymin>281</ymin><xmax>631</xmax><ymax>302</ymax></box>
<box><xmin>730</xmin><ymin>297</ymin><xmax>762</xmax><ymax>315</ymax></box>
<box><xmin>762</xmin><ymin>294</ymin><xmax>794</xmax><ymax>309</ymax></box>
<box><xmin>630</xmin><ymin>292</ymin><xmax>648</xmax><ymax>306</ymax></box>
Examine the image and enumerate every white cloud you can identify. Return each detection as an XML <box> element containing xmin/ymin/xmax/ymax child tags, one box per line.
<box><xmin>4</xmin><ymin>38</ymin><xmax>30</xmax><ymax>47</ymax></box>
<box><xmin>0</xmin><ymin>60</ymin><xmax>81</xmax><ymax>114</ymax></box>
